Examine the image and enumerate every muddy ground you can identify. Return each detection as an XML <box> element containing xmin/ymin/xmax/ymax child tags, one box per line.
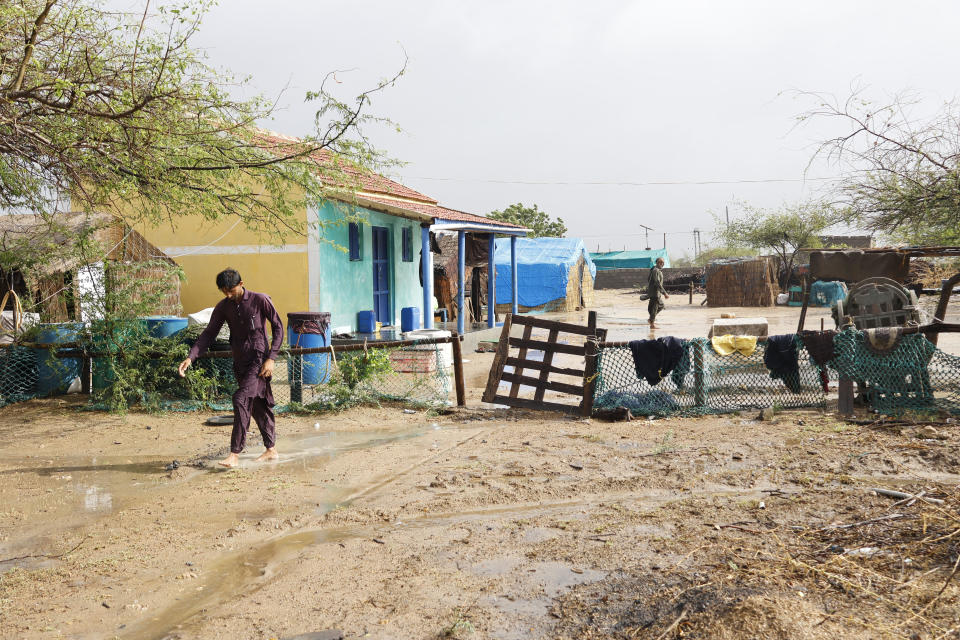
<box><xmin>1</xmin><ymin>289</ymin><xmax>958</xmax><ymax>639</ymax></box>
<box><xmin>2</xmin><ymin>401</ymin><xmax>958</xmax><ymax>640</ymax></box>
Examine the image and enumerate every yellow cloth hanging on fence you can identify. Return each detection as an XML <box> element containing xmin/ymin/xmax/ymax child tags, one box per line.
<box><xmin>711</xmin><ymin>334</ymin><xmax>758</xmax><ymax>357</ymax></box>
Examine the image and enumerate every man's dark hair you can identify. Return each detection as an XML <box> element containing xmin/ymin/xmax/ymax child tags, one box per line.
<box><xmin>216</xmin><ymin>268</ymin><xmax>242</xmax><ymax>290</ymax></box>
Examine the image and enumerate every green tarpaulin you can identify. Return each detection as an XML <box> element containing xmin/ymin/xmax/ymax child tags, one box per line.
<box><xmin>590</xmin><ymin>248</ymin><xmax>670</xmax><ymax>270</ymax></box>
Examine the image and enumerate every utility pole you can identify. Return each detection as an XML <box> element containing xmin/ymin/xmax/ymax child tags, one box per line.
<box><xmin>725</xmin><ymin>205</ymin><xmax>730</xmax><ymax>228</ymax></box>
<box><xmin>639</xmin><ymin>224</ymin><xmax>653</xmax><ymax>251</ymax></box>
<box><xmin>663</xmin><ymin>232</ymin><xmax>666</xmax><ymax>249</ymax></box>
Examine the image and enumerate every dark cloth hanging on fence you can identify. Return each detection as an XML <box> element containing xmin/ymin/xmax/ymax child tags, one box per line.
<box><xmin>628</xmin><ymin>336</ymin><xmax>686</xmax><ymax>386</ymax></box>
<box><xmin>799</xmin><ymin>330</ymin><xmax>837</xmax><ymax>392</ymax></box>
<box><xmin>764</xmin><ymin>333</ymin><xmax>801</xmax><ymax>393</ymax></box>
<box><xmin>670</xmin><ymin>340</ymin><xmax>692</xmax><ymax>389</ymax></box>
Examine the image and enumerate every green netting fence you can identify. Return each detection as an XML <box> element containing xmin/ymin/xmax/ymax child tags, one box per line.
<box><xmin>0</xmin><ymin>346</ymin><xmax>39</xmax><ymax>408</ymax></box>
<box><xmin>0</xmin><ymin>339</ymin><xmax>454</xmax><ymax>413</ymax></box>
<box><xmin>122</xmin><ymin>340</ymin><xmax>454</xmax><ymax>412</ymax></box>
<box><xmin>594</xmin><ymin>328</ymin><xmax>960</xmax><ymax>417</ymax></box>
<box><xmin>829</xmin><ymin>328</ymin><xmax>960</xmax><ymax>415</ymax></box>
<box><xmin>594</xmin><ymin>337</ymin><xmax>826</xmax><ymax>416</ymax></box>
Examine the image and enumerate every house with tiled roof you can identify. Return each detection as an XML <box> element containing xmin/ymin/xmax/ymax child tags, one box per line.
<box><xmin>132</xmin><ymin>131</ymin><xmax>528</xmax><ymax>336</ymax></box>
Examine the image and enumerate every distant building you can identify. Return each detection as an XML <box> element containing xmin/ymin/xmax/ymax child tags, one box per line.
<box><xmin>819</xmin><ymin>235</ymin><xmax>873</xmax><ymax>249</ymax></box>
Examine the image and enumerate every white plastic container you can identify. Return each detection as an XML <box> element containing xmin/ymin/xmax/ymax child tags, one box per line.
<box><xmin>403</xmin><ymin>328</ymin><xmax>453</xmax><ymax>372</ymax></box>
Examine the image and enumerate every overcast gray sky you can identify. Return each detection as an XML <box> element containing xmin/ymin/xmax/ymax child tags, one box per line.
<box><xmin>180</xmin><ymin>1</ymin><xmax>959</xmax><ymax>258</ymax></box>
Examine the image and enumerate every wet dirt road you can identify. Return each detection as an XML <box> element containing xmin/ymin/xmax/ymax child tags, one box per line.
<box><xmin>1</xmin><ymin>396</ymin><xmax>958</xmax><ymax>639</ymax></box>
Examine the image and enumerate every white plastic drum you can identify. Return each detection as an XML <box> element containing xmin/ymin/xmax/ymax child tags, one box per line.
<box><xmin>403</xmin><ymin>329</ymin><xmax>453</xmax><ymax>372</ymax></box>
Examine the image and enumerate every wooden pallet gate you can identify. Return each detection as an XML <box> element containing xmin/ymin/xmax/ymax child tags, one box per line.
<box><xmin>482</xmin><ymin>311</ymin><xmax>607</xmax><ymax>416</ymax></box>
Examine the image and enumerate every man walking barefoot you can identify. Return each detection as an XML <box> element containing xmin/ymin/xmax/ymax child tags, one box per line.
<box><xmin>178</xmin><ymin>269</ymin><xmax>284</xmax><ymax>468</ymax></box>
<box><xmin>647</xmin><ymin>257</ymin><xmax>669</xmax><ymax>329</ymax></box>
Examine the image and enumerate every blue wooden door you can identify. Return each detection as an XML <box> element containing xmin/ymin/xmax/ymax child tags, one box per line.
<box><xmin>372</xmin><ymin>226</ymin><xmax>391</xmax><ymax>325</ymax></box>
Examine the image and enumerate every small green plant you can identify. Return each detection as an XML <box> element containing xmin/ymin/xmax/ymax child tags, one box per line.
<box><xmin>652</xmin><ymin>430</ymin><xmax>676</xmax><ymax>455</ymax></box>
<box><xmin>335</xmin><ymin>348</ymin><xmax>392</xmax><ymax>390</ymax></box>
<box><xmin>442</xmin><ymin>610</ymin><xmax>476</xmax><ymax>637</ymax></box>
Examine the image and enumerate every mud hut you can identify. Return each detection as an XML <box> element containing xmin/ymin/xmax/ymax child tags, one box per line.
<box><xmin>492</xmin><ymin>237</ymin><xmax>595</xmax><ymax>313</ymax></box>
<box><xmin>705</xmin><ymin>257</ymin><xmax>778</xmax><ymax>307</ymax></box>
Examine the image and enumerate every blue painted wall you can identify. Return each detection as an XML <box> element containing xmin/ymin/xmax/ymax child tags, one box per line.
<box><xmin>312</xmin><ymin>201</ymin><xmax>423</xmax><ymax>331</ymax></box>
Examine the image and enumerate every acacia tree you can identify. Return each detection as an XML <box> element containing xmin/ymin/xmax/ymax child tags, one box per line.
<box><xmin>801</xmin><ymin>89</ymin><xmax>960</xmax><ymax>245</ymax></box>
<box><xmin>488</xmin><ymin>202</ymin><xmax>566</xmax><ymax>238</ymax></box>
<box><xmin>0</xmin><ymin>0</ymin><xmax>399</xmax><ymax>237</ymax></box>
<box><xmin>715</xmin><ymin>202</ymin><xmax>836</xmax><ymax>290</ymax></box>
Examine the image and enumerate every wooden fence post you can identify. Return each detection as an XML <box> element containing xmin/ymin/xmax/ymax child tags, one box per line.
<box><xmin>693</xmin><ymin>339</ymin><xmax>706</xmax><ymax>408</ymax></box>
<box><xmin>582</xmin><ymin>338</ymin><xmax>599</xmax><ymax>417</ymax></box>
<box><xmin>290</xmin><ymin>353</ymin><xmax>302</xmax><ymax>404</ymax></box>
<box><xmin>81</xmin><ymin>354</ymin><xmax>92</xmax><ymax>395</ymax></box>
<box><xmin>452</xmin><ymin>332</ymin><xmax>466</xmax><ymax>407</ymax></box>
<box><xmin>482</xmin><ymin>313</ymin><xmax>513</xmax><ymax>404</ymax></box>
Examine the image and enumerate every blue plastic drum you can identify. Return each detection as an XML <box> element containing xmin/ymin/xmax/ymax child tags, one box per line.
<box><xmin>34</xmin><ymin>323</ymin><xmax>84</xmax><ymax>395</ymax></box>
<box><xmin>287</xmin><ymin>312</ymin><xmax>331</xmax><ymax>385</ymax></box>
<box><xmin>141</xmin><ymin>316</ymin><xmax>188</xmax><ymax>339</ymax></box>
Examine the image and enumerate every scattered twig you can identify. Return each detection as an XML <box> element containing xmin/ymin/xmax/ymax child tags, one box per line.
<box><xmin>869</xmin><ymin>488</ymin><xmax>944</xmax><ymax>505</ymax></box>
<box><xmin>817</xmin><ymin>513</ymin><xmax>906</xmax><ymax>531</ymax></box>
<box><xmin>0</xmin><ymin>536</ymin><xmax>88</xmax><ymax>563</ymax></box>
<box><xmin>654</xmin><ymin>607</ymin><xmax>687</xmax><ymax>640</ymax></box>
<box><xmin>708</xmin><ymin>523</ymin><xmax>766</xmax><ymax>534</ymax></box>
<box><xmin>896</xmin><ymin>553</ymin><xmax>960</xmax><ymax>630</ymax></box>
<box><xmin>587</xmin><ymin>534</ymin><xmax>615</xmax><ymax>542</ymax></box>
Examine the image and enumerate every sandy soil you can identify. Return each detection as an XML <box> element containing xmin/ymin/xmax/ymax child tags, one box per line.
<box><xmin>1</xmin><ymin>290</ymin><xmax>958</xmax><ymax>640</ymax></box>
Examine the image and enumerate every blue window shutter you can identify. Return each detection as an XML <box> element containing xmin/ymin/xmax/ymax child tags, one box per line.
<box><xmin>349</xmin><ymin>223</ymin><xmax>361</xmax><ymax>261</ymax></box>
<box><xmin>402</xmin><ymin>227</ymin><xmax>412</xmax><ymax>262</ymax></box>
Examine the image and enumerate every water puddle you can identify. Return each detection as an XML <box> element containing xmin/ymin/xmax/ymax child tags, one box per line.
<box><xmin>82</xmin><ymin>485</ymin><xmax>113</xmax><ymax>512</ymax></box>
<box><xmin>0</xmin><ymin>425</ymin><xmax>452</xmax><ymax>582</ymax></box>
<box><xmin>121</xmin><ymin>491</ymin><xmax>682</xmax><ymax>639</ymax></box>
<box><xmin>478</xmin><ymin>561</ymin><xmax>607</xmax><ymax>640</ymax></box>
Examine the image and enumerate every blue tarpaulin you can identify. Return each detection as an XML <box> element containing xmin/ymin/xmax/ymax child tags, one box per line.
<box><xmin>811</xmin><ymin>280</ymin><xmax>848</xmax><ymax>307</ymax></box>
<box><xmin>591</xmin><ymin>248</ymin><xmax>671</xmax><ymax>270</ymax></box>
<box><xmin>493</xmin><ymin>237</ymin><xmax>596</xmax><ymax>307</ymax></box>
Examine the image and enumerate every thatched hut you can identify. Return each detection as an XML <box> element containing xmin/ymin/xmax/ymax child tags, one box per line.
<box><xmin>705</xmin><ymin>257</ymin><xmax>778</xmax><ymax>307</ymax></box>
<box><xmin>0</xmin><ymin>212</ymin><xmax>181</xmax><ymax>322</ymax></box>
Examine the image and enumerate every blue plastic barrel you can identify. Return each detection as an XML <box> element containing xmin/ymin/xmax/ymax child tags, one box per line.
<box><xmin>400</xmin><ymin>307</ymin><xmax>421</xmax><ymax>332</ymax></box>
<box><xmin>357</xmin><ymin>310</ymin><xmax>376</xmax><ymax>333</ymax></box>
<box><xmin>34</xmin><ymin>323</ymin><xmax>83</xmax><ymax>395</ymax></box>
<box><xmin>141</xmin><ymin>316</ymin><xmax>188</xmax><ymax>339</ymax></box>
<box><xmin>287</xmin><ymin>312</ymin><xmax>331</xmax><ymax>385</ymax></box>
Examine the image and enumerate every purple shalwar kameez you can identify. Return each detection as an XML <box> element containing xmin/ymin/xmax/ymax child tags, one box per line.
<box><xmin>187</xmin><ymin>289</ymin><xmax>284</xmax><ymax>454</ymax></box>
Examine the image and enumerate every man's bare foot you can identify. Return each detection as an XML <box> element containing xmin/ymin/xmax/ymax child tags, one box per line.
<box><xmin>255</xmin><ymin>447</ymin><xmax>279</xmax><ymax>463</ymax></box>
<box><xmin>219</xmin><ymin>453</ymin><xmax>240</xmax><ymax>468</ymax></box>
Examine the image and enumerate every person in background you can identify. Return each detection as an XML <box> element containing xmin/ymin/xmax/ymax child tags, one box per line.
<box><xmin>178</xmin><ymin>268</ymin><xmax>283</xmax><ymax>468</ymax></box>
<box><xmin>648</xmin><ymin>257</ymin><xmax>669</xmax><ymax>329</ymax></box>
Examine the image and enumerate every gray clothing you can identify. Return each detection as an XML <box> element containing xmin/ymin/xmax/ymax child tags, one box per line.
<box><xmin>648</xmin><ymin>266</ymin><xmax>667</xmax><ymax>322</ymax></box>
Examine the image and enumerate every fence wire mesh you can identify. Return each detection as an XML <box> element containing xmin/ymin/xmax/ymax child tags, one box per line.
<box><xmin>0</xmin><ymin>341</ymin><xmax>453</xmax><ymax>413</ymax></box>
<box><xmin>153</xmin><ymin>342</ymin><xmax>453</xmax><ymax>412</ymax></box>
<box><xmin>829</xmin><ymin>328</ymin><xmax>960</xmax><ymax>415</ymax></box>
<box><xmin>594</xmin><ymin>337</ymin><xmax>827</xmax><ymax>416</ymax></box>
<box><xmin>595</xmin><ymin>329</ymin><xmax>960</xmax><ymax>417</ymax></box>
<box><xmin>0</xmin><ymin>346</ymin><xmax>38</xmax><ymax>408</ymax></box>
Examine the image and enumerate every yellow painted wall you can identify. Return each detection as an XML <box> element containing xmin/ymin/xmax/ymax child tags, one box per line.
<box><xmin>133</xmin><ymin>208</ymin><xmax>310</xmax><ymax>325</ymax></box>
<box><xmin>172</xmin><ymin>252</ymin><xmax>308</xmax><ymax>321</ymax></box>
